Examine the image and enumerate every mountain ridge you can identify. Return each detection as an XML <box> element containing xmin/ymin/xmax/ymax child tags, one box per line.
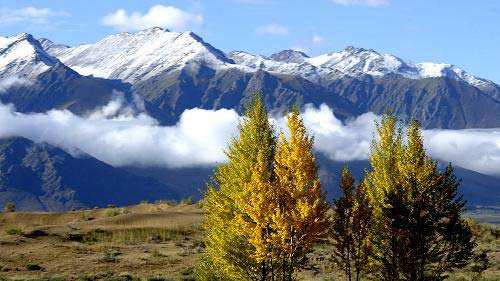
<box><xmin>28</xmin><ymin>28</ymin><xmax>500</xmax><ymax>129</ymax></box>
<box><xmin>0</xmin><ymin>137</ymin><xmax>179</xmax><ymax>211</ymax></box>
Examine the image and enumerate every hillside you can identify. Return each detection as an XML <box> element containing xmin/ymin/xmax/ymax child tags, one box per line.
<box><xmin>0</xmin><ymin>138</ymin><xmax>179</xmax><ymax>211</ymax></box>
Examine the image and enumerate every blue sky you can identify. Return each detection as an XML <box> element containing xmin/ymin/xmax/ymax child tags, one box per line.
<box><xmin>1</xmin><ymin>0</ymin><xmax>499</xmax><ymax>83</ymax></box>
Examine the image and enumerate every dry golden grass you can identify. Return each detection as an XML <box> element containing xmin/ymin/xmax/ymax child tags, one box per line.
<box><xmin>0</xmin><ymin>203</ymin><xmax>201</xmax><ymax>281</ymax></box>
<box><xmin>0</xmin><ymin>203</ymin><xmax>498</xmax><ymax>281</ymax></box>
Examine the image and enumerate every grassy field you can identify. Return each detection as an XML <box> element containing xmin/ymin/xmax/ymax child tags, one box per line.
<box><xmin>0</xmin><ymin>203</ymin><xmax>498</xmax><ymax>281</ymax></box>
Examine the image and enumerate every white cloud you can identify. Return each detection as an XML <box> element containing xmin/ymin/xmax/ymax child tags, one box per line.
<box><xmin>102</xmin><ymin>5</ymin><xmax>203</xmax><ymax>31</ymax></box>
<box><xmin>0</xmin><ymin>6</ymin><xmax>69</xmax><ymax>24</ymax></box>
<box><xmin>0</xmin><ymin>98</ymin><xmax>498</xmax><ymax>176</ymax></box>
<box><xmin>256</xmin><ymin>24</ymin><xmax>289</xmax><ymax>36</ymax></box>
<box><xmin>332</xmin><ymin>0</ymin><xmax>390</xmax><ymax>7</ymax></box>
<box><xmin>301</xmin><ymin>105</ymin><xmax>500</xmax><ymax>176</ymax></box>
<box><xmin>0</xmin><ymin>76</ymin><xmax>31</xmax><ymax>92</ymax></box>
<box><xmin>312</xmin><ymin>35</ymin><xmax>324</xmax><ymax>45</ymax></box>
<box><xmin>0</xmin><ymin>93</ymin><xmax>238</xmax><ymax>168</ymax></box>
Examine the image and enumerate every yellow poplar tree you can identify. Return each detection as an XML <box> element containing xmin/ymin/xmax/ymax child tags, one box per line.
<box><xmin>364</xmin><ymin>114</ymin><xmax>404</xmax><ymax>211</ymax></box>
<box><xmin>198</xmin><ymin>93</ymin><xmax>277</xmax><ymax>280</ymax></box>
<box><xmin>364</xmin><ymin>115</ymin><xmax>437</xmax><ymax>210</ymax></box>
<box><xmin>273</xmin><ymin>108</ymin><xmax>329</xmax><ymax>280</ymax></box>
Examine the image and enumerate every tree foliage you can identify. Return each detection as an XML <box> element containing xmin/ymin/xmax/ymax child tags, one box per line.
<box><xmin>198</xmin><ymin>94</ymin><xmax>276</xmax><ymax>280</ymax></box>
<box><xmin>199</xmin><ymin>102</ymin><xmax>328</xmax><ymax>281</ymax></box>
<box><xmin>364</xmin><ymin>114</ymin><xmax>475</xmax><ymax>280</ymax></box>
<box><xmin>331</xmin><ymin>168</ymin><xmax>372</xmax><ymax>281</ymax></box>
<box><xmin>272</xmin><ymin>108</ymin><xmax>329</xmax><ymax>280</ymax></box>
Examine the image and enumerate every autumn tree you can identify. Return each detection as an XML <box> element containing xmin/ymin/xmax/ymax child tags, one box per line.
<box><xmin>331</xmin><ymin>168</ymin><xmax>372</xmax><ymax>281</ymax></box>
<box><xmin>364</xmin><ymin>115</ymin><xmax>475</xmax><ymax>280</ymax></box>
<box><xmin>272</xmin><ymin>108</ymin><xmax>329</xmax><ymax>280</ymax></box>
<box><xmin>198</xmin><ymin>93</ymin><xmax>277</xmax><ymax>280</ymax></box>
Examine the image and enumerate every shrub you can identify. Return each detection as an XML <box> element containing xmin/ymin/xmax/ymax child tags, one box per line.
<box><xmin>181</xmin><ymin>266</ymin><xmax>194</xmax><ymax>276</ymax></box>
<box><xmin>3</xmin><ymin>202</ymin><xmax>15</xmax><ymax>212</ymax></box>
<box><xmin>5</xmin><ymin>227</ymin><xmax>22</xmax><ymax>235</ymax></box>
<box><xmin>26</xmin><ymin>262</ymin><xmax>43</xmax><ymax>271</ymax></box>
<box><xmin>23</xmin><ymin>229</ymin><xmax>48</xmax><ymax>238</ymax></box>
<box><xmin>105</xmin><ymin>208</ymin><xmax>121</xmax><ymax>217</ymax></box>
<box><xmin>102</xmin><ymin>249</ymin><xmax>121</xmax><ymax>262</ymax></box>
<box><xmin>181</xmin><ymin>197</ymin><xmax>194</xmax><ymax>205</ymax></box>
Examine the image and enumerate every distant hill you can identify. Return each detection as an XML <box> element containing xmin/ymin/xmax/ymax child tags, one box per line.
<box><xmin>0</xmin><ymin>137</ymin><xmax>178</xmax><ymax>211</ymax></box>
<box><xmin>125</xmin><ymin>154</ymin><xmax>500</xmax><ymax>209</ymax></box>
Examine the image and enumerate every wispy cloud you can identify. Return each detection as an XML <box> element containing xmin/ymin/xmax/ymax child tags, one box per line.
<box><xmin>0</xmin><ymin>76</ymin><xmax>31</xmax><ymax>92</ymax></box>
<box><xmin>233</xmin><ymin>0</ymin><xmax>275</xmax><ymax>4</ymax></box>
<box><xmin>102</xmin><ymin>5</ymin><xmax>203</xmax><ymax>31</ymax></box>
<box><xmin>256</xmin><ymin>24</ymin><xmax>289</xmax><ymax>36</ymax></box>
<box><xmin>0</xmin><ymin>6</ymin><xmax>69</xmax><ymax>25</ymax></box>
<box><xmin>312</xmin><ymin>35</ymin><xmax>325</xmax><ymax>44</ymax></box>
<box><xmin>332</xmin><ymin>0</ymin><xmax>390</xmax><ymax>7</ymax></box>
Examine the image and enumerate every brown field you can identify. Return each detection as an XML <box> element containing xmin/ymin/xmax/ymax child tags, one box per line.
<box><xmin>0</xmin><ymin>203</ymin><xmax>498</xmax><ymax>281</ymax></box>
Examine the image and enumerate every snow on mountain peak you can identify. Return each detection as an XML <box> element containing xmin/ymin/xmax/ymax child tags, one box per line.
<box><xmin>306</xmin><ymin>46</ymin><xmax>416</xmax><ymax>77</ymax></box>
<box><xmin>0</xmin><ymin>32</ymin><xmax>58</xmax><ymax>80</ymax></box>
<box><xmin>33</xmin><ymin>28</ymin><xmax>494</xmax><ymax>89</ymax></box>
<box><xmin>270</xmin><ymin>49</ymin><xmax>309</xmax><ymax>63</ymax></box>
<box><xmin>46</xmin><ymin>28</ymin><xmax>234</xmax><ymax>82</ymax></box>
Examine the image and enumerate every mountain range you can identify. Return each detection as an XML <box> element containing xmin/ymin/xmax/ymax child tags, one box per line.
<box><xmin>0</xmin><ymin>27</ymin><xmax>499</xmax><ymax>211</ymax></box>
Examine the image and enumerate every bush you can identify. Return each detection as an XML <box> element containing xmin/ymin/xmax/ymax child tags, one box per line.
<box><xmin>3</xmin><ymin>202</ymin><xmax>15</xmax><ymax>212</ymax></box>
<box><xmin>65</xmin><ymin>232</ymin><xmax>84</xmax><ymax>242</ymax></box>
<box><xmin>105</xmin><ymin>208</ymin><xmax>121</xmax><ymax>217</ymax></box>
<box><xmin>26</xmin><ymin>262</ymin><xmax>43</xmax><ymax>271</ymax></box>
<box><xmin>102</xmin><ymin>249</ymin><xmax>121</xmax><ymax>262</ymax></box>
<box><xmin>5</xmin><ymin>227</ymin><xmax>22</xmax><ymax>235</ymax></box>
<box><xmin>181</xmin><ymin>266</ymin><xmax>194</xmax><ymax>276</ymax></box>
<box><xmin>181</xmin><ymin>197</ymin><xmax>194</xmax><ymax>205</ymax></box>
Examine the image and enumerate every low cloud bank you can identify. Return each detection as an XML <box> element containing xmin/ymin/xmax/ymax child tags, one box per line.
<box><xmin>0</xmin><ymin>95</ymin><xmax>238</xmax><ymax>167</ymax></box>
<box><xmin>0</xmin><ymin>97</ymin><xmax>499</xmax><ymax>176</ymax></box>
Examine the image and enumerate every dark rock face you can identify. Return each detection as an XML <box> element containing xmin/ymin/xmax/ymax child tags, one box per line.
<box><xmin>327</xmin><ymin>74</ymin><xmax>500</xmax><ymax>129</ymax></box>
<box><xmin>132</xmin><ymin>66</ymin><xmax>357</xmax><ymax>125</ymax></box>
<box><xmin>131</xmin><ymin>65</ymin><xmax>500</xmax><ymax>129</ymax></box>
<box><xmin>0</xmin><ymin>137</ymin><xmax>178</xmax><ymax>211</ymax></box>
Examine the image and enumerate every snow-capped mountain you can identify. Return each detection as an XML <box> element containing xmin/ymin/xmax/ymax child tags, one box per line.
<box><xmin>0</xmin><ymin>28</ymin><xmax>494</xmax><ymax>129</ymax></box>
<box><xmin>0</xmin><ymin>33</ymin><xmax>59</xmax><ymax>80</ymax></box>
<box><xmin>45</xmin><ymin>27</ymin><xmax>235</xmax><ymax>83</ymax></box>
<box><xmin>39</xmin><ymin>27</ymin><xmax>495</xmax><ymax>91</ymax></box>
<box><xmin>233</xmin><ymin>46</ymin><xmax>494</xmax><ymax>89</ymax></box>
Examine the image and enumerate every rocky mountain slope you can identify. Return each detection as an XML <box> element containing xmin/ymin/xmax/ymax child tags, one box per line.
<box><xmin>0</xmin><ymin>33</ymin><xmax>131</xmax><ymax>114</ymax></box>
<box><xmin>0</xmin><ymin>137</ymin><xmax>178</xmax><ymax>211</ymax></box>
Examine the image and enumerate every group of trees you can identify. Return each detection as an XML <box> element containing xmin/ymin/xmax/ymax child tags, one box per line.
<box><xmin>331</xmin><ymin>116</ymin><xmax>475</xmax><ymax>281</ymax></box>
<box><xmin>197</xmin><ymin>94</ymin><xmax>476</xmax><ymax>281</ymax></box>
